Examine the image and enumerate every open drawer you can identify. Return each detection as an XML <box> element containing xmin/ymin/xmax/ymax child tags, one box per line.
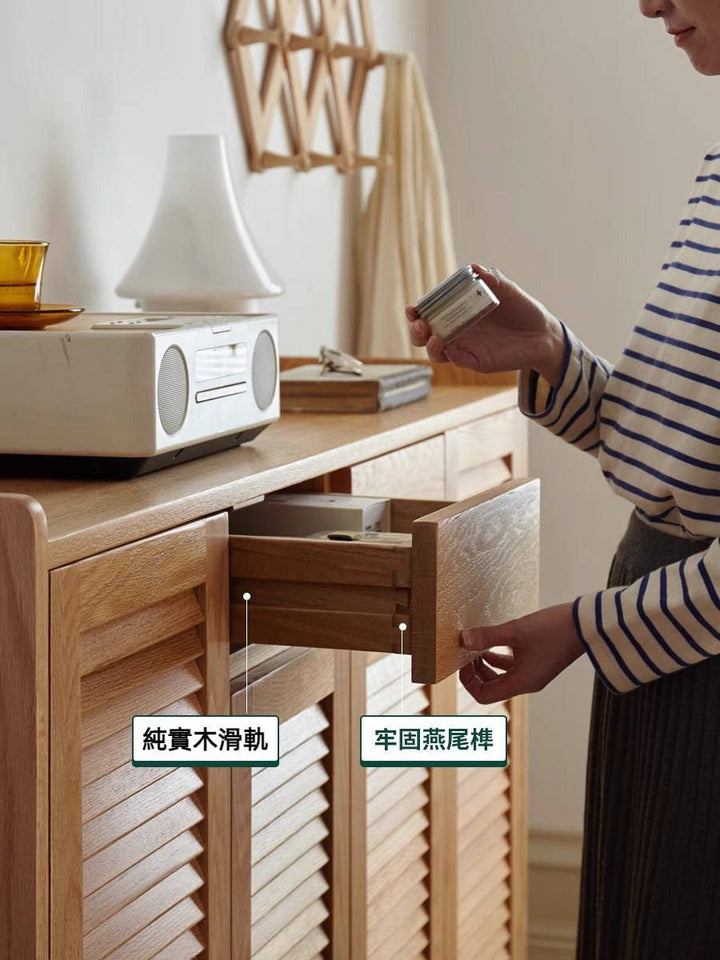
<box><xmin>229</xmin><ymin>478</ymin><xmax>539</xmax><ymax>684</ymax></box>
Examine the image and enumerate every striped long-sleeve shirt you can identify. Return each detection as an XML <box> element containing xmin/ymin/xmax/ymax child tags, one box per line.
<box><xmin>518</xmin><ymin>141</ymin><xmax>720</xmax><ymax>695</ymax></box>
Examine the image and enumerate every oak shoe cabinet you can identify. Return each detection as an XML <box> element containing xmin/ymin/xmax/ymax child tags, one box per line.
<box><xmin>1</xmin><ymin>367</ymin><xmax>537</xmax><ymax>960</ymax></box>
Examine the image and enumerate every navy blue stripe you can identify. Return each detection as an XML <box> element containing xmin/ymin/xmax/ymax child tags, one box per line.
<box><xmin>678</xmin><ymin>217</ymin><xmax>720</xmax><ymax>232</ymax></box>
<box><xmin>675</xmin><ymin>504</ymin><xmax>720</xmax><ymax>523</ymax></box>
<box><xmin>698</xmin><ymin>556</ymin><xmax>720</xmax><ymax>612</ymax></box>
<box><xmin>634</xmin><ymin>504</ymin><xmax>683</xmax><ymax>527</ymax></box>
<box><xmin>689</xmin><ymin>194</ymin><xmax>720</xmax><ymax>207</ymax></box>
<box><xmin>657</xmin><ymin>280</ymin><xmax>720</xmax><ymax>306</ymax></box>
<box><xmin>696</xmin><ymin>173</ymin><xmax>720</xmax><ymax>183</ymax></box>
<box><xmin>614</xmin><ymin>588</ymin><xmax>664</xmax><ymax>677</ymax></box>
<box><xmin>672</xmin><ymin>238</ymin><xmax>720</xmax><ymax>255</ymax></box>
<box><xmin>678</xmin><ymin>557</ymin><xmax>720</xmax><ymax>645</ymax></box>
<box><xmin>636</xmin><ymin>574</ymin><xmax>689</xmax><ymax>667</ymax></box>
<box><xmin>602</xmin><ymin>469</ymin><xmax>674</xmax><ymax>503</ymax></box>
<box><xmin>637</xmin><ymin>573</ymin><xmax>690</xmax><ymax>672</ymax></box>
<box><xmin>593</xmin><ymin>592</ymin><xmax>641</xmax><ymax>687</ymax></box>
<box><xmin>603</xmin><ymin>392</ymin><xmax>720</xmax><ymax>446</ymax></box>
<box><xmin>643</xmin><ymin>302</ymin><xmax>720</xmax><ymax>337</ymax></box>
<box><xmin>582</xmin><ymin>441</ymin><xmax>601</xmax><ymax>453</ymax></box>
<box><xmin>659</xmin><ymin>565</ymin><xmax>711</xmax><ymax>657</ymax></box>
<box><xmin>622</xmin><ymin>347</ymin><xmax>720</xmax><ymax>392</ymax></box>
<box><xmin>572</xmin><ymin>598</ymin><xmax>621</xmax><ymax>694</ymax></box>
<box><xmin>521</xmin><ymin>322</ymin><xmax>573</xmax><ymax>421</ymax></box>
<box><xmin>568</xmin><ymin>390</ymin><xmax>603</xmax><ymax>444</ymax></box>
<box><xmin>662</xmin><ymin>260</ymin><xmax>720</xmax><ymax>277</ymax></box>
<box><xmin>557</xmin><ymin>360</ymin><xmax>598</xmax><ymax>438</ymax></box>
<box><xmin>612</xmin><ymin>368</ymin><xmax>720</xmax><ymax>421</ymax></box>
<box><xmin>601</xmin><ymin>440</ymin><xmax>720</xmax><ymax>496</ymax></box>
<box><xmin>544</xmin><ymin>342</ymin><xmax>585</xmax><ymax>430</ymax></box>
<box><xmin>597</xmin><ymin>357</ymin><xmax>613</xmax><ymax>378</ymax></box>
<box><xmin>600</xmin><ymin>415</ymin><xmax>720</xmax><ymax>472</ymax></box>
<box><xmin>634</xmin><ymin>325</ymin><xmax>720</xmax><ymax>367</ymax></box>
<box><xmin>569</xmin><ymin>420</ymin><xmax>596</xmax><ymax>445</ymax></box>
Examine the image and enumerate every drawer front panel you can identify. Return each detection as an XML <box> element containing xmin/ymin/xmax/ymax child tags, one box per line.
<box><xmin>50</xmin><ymin>516</ymin><xmax>230</xmax><ymax>960</ymax></box>
<box><xmin>445</xmin><ymin>409</ymin><xmax>520</xmax><ymax>499</ymax></box>
<box><xmin>410</xmin><ymin>479</ymin><xmax>540</xmax><ymax>683</ymax></box>
<box><xmin>351</xmin><ymin>435</ymin><xmax>446</xmax><ymax>499</ymax></box>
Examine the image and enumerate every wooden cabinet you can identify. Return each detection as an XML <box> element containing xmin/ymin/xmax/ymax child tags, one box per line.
<box><xmin>0</xmin><ymin>375</ymin><xmax>533</xmax><ymax>959</ymax></box>
<box><xmin>49</xmin><ymin>515</ymin><xmax>231</xmax><ymax>960</ymax></box>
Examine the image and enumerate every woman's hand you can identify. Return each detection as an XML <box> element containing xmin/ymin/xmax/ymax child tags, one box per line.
<box><xmin>407</xmin><ymin>264</ymin><xmax>566</xmax><ymax>387</ymax></box>
<box><xmin>458</xmin><ymin>602</ymin><xmax>584</xmax><ymax>703</ymax></box>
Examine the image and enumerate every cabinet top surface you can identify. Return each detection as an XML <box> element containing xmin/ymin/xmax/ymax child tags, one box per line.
<box><xmin>0</xmin><ymin>382</ymin><xmax>517</xmax><ymax>567</ymax></box>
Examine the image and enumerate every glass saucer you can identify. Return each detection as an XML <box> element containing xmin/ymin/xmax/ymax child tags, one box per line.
<box><xmin>0</xmin><ymin>305</ymin><xmax>84</xmax><ymax>329</ymax></box>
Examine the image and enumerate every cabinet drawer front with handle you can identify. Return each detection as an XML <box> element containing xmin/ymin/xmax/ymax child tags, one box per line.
<box><xmin>229</xmin><ymin>478</ymin><xmax>539</xmax><ymax>684</ymax></box>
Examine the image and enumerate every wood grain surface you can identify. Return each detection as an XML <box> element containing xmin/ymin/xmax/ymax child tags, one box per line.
<box><xmin>350</xmin><ymin>434</ymin><xmax>446</xmax><ymax>500</ymax></box>
<box><xmin>4</xmin><ymin>374</ymin><xmax>533</xmax><ymax>957</ymax></box>
<box><xmin>49</xmin><ymin>515</ymin><xmax>230</xmax><ymax>960</ymax></box>
<box><xmin>0</xmin><ymin>384</ymin><xmax>516</xmax><ymax>567</ymax></box>
<box><xmin>411</xmin><ymin>478</ymin><xmax>540</xmax><ymax>684</ymax></box>
<box><xmin>0</xmin><ymin>495</ymin><xmax>48</xmax><ymax>960</ymax></box>
<box><xmin>444</xmin><ymin>409</ymin><xmax>520</xmax><ymax>500</ymax></box>
<box><xmin>232</xmin><ymin>652</ymin><xmax>342</xmax><ymax>960</ymax></box>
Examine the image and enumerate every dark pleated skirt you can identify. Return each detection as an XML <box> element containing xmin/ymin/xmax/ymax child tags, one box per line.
<box><xmin>576</xmin><ymin>509</ymin><xmax>720</xmax><ymax>959</ymax></box>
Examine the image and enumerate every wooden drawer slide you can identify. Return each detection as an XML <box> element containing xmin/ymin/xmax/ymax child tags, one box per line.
<box><xmin>229</xmin><ymin>478</ymin><xmax>539</xmax><ymax>684</ymax></box>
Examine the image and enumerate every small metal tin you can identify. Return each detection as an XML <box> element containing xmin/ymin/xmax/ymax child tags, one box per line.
<box><xmin>415</xmin><ymin>265</ymin><xmax>499</xmax><ymax>344</ymax></box>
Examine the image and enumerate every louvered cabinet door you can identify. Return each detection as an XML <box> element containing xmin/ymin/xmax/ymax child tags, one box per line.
<box><xmin>231</xmin><ymin>648</ymin><xmax>350</xmax><ymax>960</ymax></box>
<box><xmin>363</xmin><ymin>653</ymin><xmax>433</xmax><ymax>960</ymax></box>
<box><xmin>50</xmin><ymin>515</ymin><xmax>230</xmax><ymax>960</ymax></box>
<box><xmin>455</xmin><ymin>678</ymin><xmax>527</xmax><ymax>960</ymax></box>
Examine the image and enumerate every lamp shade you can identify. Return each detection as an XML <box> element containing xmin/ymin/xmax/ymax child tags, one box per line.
<box><xmin>116</xmin><ymin>134</ymin><xmax>283</xmax><ymax>312</ymax></box>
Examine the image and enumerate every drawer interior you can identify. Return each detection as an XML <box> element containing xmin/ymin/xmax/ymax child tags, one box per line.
<box><xmin>228</xmin><ymin>480</ymin><xmax>540</xmax><ymax>684</ymax></box>
<box><xmin>228</xmin><ymin>496</ymin><xmax>437</xmax><ymax>660</ymax></box>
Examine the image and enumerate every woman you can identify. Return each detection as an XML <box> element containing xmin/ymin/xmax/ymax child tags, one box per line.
<box><xmin>408</xmin><ymin>2</ymin><xmax>720</xmax><ymax>957</ymax></box>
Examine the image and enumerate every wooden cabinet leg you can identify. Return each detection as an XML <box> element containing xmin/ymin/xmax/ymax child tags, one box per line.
<box><xmin>0</xmin><ymin>496</ymin><xmax>48</xmax><ymax>960</ymax></box>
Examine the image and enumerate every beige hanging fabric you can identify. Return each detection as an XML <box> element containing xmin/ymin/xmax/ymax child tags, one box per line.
<box><xmin>355</xmin><ymin>52</ymin><xmax>457</xmax><ymax>358</ymax></box>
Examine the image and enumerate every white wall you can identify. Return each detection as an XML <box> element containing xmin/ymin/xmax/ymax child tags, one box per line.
<box><xmin>428</xmin><ymin>0</ymin><xmax>720</xmax><ymax>832</ymax></box>
<box><xmin>0</xmin><ymin>0</ymin><xmax>429</xmax><ymax>354</ymax></box>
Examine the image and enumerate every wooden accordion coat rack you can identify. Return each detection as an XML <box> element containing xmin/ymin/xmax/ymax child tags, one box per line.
<box><xmin>224</xmin><ymin>0</ymin><xmax>391</xmax><ymax>173</ymax></box>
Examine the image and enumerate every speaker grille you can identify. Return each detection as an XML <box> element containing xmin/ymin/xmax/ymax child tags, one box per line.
<box><xmin>157</xmin><ymin>345</ymin><xmax>189</xmax><ymax>435</ymax></box>
<box><xmin>252</xmin><ymin>330</ymin><xmax>277</xmax><ymax>411</ymax></box>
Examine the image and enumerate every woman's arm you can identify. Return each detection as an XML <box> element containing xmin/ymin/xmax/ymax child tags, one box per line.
<box><xmin>572</xmin><ymin>537</ymin><xmax>720</xmax><ymax>693</ymax></box>
<box><xmin>408</xmin><ymin>265</ymin><xmax>614</xmax><ymax>457</ymax></box>
<box><xmin>459</xmin><ymin>538</ymin><xmax>720</xmax><ymax>701</ymax></box>
<box><xmin>517</xmin><ymin>321</ymin><xmax>614</xmax><ymax>458</ymax></box>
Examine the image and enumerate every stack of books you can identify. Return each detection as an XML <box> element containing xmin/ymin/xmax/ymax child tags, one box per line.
<box><xmin>280</xmin><ymin>363</ymin><xmax>432</xmax><ymax>413</ymax></box>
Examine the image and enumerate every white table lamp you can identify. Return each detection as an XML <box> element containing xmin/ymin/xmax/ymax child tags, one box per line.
<box><xmin>116</xmin><ymin>134</ymin><xmax>283</xmax><ymax>313</ymax></box>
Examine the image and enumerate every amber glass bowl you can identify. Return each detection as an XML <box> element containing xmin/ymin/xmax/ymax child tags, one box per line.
<box><xmin>0</xmin><ymin>240</ymin><xmax>49</xmax><ymax>311</ymax></box>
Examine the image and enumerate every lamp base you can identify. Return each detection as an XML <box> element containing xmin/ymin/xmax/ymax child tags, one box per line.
<box><xmin>137</xmin><ymin>297</ymin><xmax>263</xmax><ymax>314</ymax></box>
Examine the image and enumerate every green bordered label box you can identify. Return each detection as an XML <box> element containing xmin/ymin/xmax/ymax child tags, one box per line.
<box><xmin>132</xmin><ymin>714</ymin><xmax>280</xmax><ymax>767</ymax></box>
<box><xmin>360</xmin><ymin>714</ymin><xmax>508</xmax><ymax>767</ymax></box>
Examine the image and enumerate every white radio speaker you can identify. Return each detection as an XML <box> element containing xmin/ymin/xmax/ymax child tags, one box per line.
<box><xmin>0</xmin><ymin>313</ymin><xmax>280</xmax><ymax>478</ymax></box>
